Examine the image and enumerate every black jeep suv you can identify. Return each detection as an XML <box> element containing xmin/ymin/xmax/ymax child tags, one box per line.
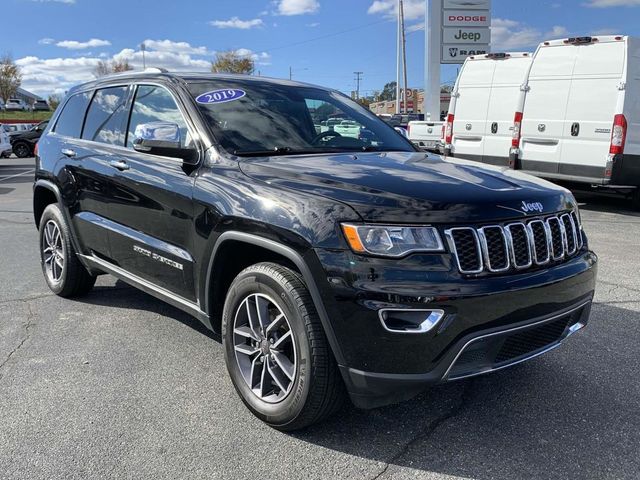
<box><xmin>33</xmin><ymin>71</ymin><xmax>597</xmax><ymax>430</ymax></box>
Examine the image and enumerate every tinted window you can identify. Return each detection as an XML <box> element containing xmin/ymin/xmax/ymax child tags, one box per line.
<box><xmin>126</xmin><ymin>85</ymin><xmax>192</xmax><ymax>148</ymax></box>
<box><xmin>82</xmin><ymin>86</ymin><xmax>129</xmax><ymax>146</ymax></box>
<box><xmin>53</xmin><ymin>92</ymin><xmax>91</xmax><ymax>138</ymax></box>
<box><xmin>188</xmin><ymin>80</ymin><xmax>413</xmax><ymax>156</ymax></box>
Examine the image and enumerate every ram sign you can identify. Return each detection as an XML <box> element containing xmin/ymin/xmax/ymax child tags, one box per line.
<box><xmin>441</xmin><ymin>0</ymin><xmax>491</xmax><ymax>64</ymax></box>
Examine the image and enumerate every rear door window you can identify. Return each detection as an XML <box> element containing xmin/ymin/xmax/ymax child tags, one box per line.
<box><xmin>82</xmin><ymin>86</ymin><xmax>130</xmax><ymax>146</ymax></box>
<box><xmin>53</xmin><ymin>92</ymin><xmax>91</xmax><ymax>138</ymax></box>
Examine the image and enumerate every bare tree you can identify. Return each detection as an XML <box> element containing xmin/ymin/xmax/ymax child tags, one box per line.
<box><xmin>48</xmin><ymin>94</ymin><xmax>61</xmax><ymax>110</ymax></box>
<box><xmin>93</xmin><ymin>59</ymin><xmax>134</xmax><ymax>78</ymax></box>
<box><xmin>211</xmin><ymin>50</ymin><xmax>254</xmax><ymax>75</ymax></box>
<box><xmin>0</xmin><ymin>55</ymin><xmax>22</xmax><ymax>103</ymax></box>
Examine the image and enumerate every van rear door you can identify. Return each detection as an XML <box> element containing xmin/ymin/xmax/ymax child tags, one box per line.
<box><xmin>450</xmin><ymin>58</ymin><xmax>493</xmax><ymax>162</ymax></box>
<box><xmin>519</xmin><ymin>43</ymin><xmax>577</xmax><ymax>176</ymax></box>
<box><xmin>559</xmin><ymin>38</ymin><xmax>625</xmax><ymax>182</ymax></box>
<box><xmin>483</xmin><ymin>54</ymin><xmax>531</xmax><ymax>166</ymax></box>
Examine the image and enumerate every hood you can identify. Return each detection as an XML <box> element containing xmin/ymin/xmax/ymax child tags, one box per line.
<box><xmin>239</xmin><ymin>151</ymin><xmax>576</xmax><ymax>224</ymax></box>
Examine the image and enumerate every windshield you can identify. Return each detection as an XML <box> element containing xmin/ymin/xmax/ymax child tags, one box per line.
<box><xmin>188</xmin><ymin>80</ymin><xmax>414</xmax><ymax>156</ymax></box>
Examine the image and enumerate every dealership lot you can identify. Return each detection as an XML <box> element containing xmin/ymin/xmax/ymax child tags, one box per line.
<box><xmin>0</xmin><ymin>157</ymin><xmax>638</xmax><ymax>479</ymax></box>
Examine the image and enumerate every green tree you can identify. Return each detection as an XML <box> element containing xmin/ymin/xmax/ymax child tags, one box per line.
<box><xmin>378</xmin><ymin>81</ymin><xmax>397</xmax><ymax>101</ymax></box>
<box><xmin>0</xmin><ymin>55</ymin><xmax>22</xmax><ymax>104</ymax></box>
<box><xmin>211</xmin><ymin>50</ymin><xmax>255</xmax><ymax>75</ymax></box>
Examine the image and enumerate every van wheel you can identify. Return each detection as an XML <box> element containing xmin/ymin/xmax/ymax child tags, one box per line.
<box><xmin>222</xmin><ymin>262</ymin><xmax>345</xmax><ymax>431</ymax></box>
<box><xmin>39</xmin><ymin>204</ymin><xmax>96</xmax><ymax>297</ymax></box>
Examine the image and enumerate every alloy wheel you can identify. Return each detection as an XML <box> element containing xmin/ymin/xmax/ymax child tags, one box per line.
<box><xmin>42</xmin><ymin>220</ymin><xmax>64</xmax><ymax>282</ymax></box>
<box><xmin>232</xmin><ymin>293</ymin><xmax>297</xmax><ymax>403</ymax></box>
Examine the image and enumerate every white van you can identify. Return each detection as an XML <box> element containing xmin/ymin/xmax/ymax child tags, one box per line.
<box><xmin>511</xmin><ymin>36</ymin><xmax>640</xmax><ymax>206</ymax></box>
<box><xmin>443</xmin><ymin>52</ymin><xmax>532</xmax><ymax>166</ymax></box>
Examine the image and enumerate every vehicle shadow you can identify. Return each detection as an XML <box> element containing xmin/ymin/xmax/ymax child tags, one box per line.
<box><xmin>76</xmin><ymin>280</ymin><xmax>220</xmax><ymax>341</ymax></box>
<box><xmin>291</xmin><ymin>301</ymin><xmax>639</xmax><ymax>479</ymax></box>
<box><xmin>565</xmin><ymin>187</ymin><xmax>640</xmax><ymax>217</ymax></box>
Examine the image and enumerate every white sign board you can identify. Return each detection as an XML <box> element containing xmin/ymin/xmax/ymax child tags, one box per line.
<box><xmin>443</xmin><ymin>0</ymin><xmax>490</xmax><ymax>9</ymax></box>
<box><xmin>442</xmin><ymin>27</ymin><xmax>490</xmax><ymax>44</ymax></box>
<box><xmin>440</xmin><ymin>0</ymin><xmax>491</xmax><ymax>64</ymax></box>
<box><xmin>441</xmin><ymin>44</ymin><xmax>489</xmax><ymax>64</ymax></box>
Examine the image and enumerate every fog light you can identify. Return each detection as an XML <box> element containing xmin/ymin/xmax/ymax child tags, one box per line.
<box><xmin>379</xmin><ymin>309</ymin><xmax>445</xmax><ymax>334</ymax></box>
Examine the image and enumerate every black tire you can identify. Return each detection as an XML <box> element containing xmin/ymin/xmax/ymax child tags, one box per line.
<box><xmin>222</xmin><ymin>262</ymin><xmax>345</xmax><ymax>431</ymax></box>
<box><xmin>38</xmin><ymin>203</ymin><xmax>96</xmax><ymax>297</ymax></box>
<box><xmin>13</xmin><ymin>142</ymin><xmax>32</xmax><ymax>158</ymax></box>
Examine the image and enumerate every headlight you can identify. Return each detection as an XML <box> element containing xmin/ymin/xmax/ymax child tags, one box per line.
<box><xmin>341</xmin><ymin>223</ymin><xmax>444</xmax><ymax>257</ymax></box>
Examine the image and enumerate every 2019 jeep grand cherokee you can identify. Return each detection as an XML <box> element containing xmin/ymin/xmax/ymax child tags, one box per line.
<box><xmin>33</xmin><ymin>72</ymin><xmax>597</xmax><ymax>430</ymax></box>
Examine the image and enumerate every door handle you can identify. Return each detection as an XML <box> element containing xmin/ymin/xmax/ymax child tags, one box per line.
<box><xmin>571</xmin><ymin>122</ymin><xmax>580</xmax><ymax>137</ymax></box>
<box><xmin>109</xmin><ymin>160</ymin><xmax>130</xmax><ymax>171</ymax></box>
<box><xmin>61</xmin><ymin>148</ymin><xmax>76</xmax><ymax>158</ymax></box>
<box><xmin>491</xmin><ymin>122</ymin><xmax>498</xmax><ymax>134</ymax></box>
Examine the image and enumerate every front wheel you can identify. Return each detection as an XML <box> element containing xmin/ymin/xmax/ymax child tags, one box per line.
<box><xmin>13</xmin><ymin>142</ymin><xmax>32</xmax><ymax>158</ymax></box>
<box><xmin>222</xmin><ymin>262</ymin><xmax>344</xmax><ymax>430</ymax></box>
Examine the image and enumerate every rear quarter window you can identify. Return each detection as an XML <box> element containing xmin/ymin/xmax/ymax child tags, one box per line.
<box><xmin>82</xmin><ymin>86</ymin><xmax>130</xmax><ymax>146</ymax></box>
<box><xmin>53</xmin><ymin>92</ymin><xmax>91</xmax><ymax>138</ymax></box>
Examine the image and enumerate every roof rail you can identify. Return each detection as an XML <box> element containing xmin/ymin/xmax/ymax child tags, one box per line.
<box><xmin>98</xmin><ymin>67</ymin><xmax>170</xmax><ymax>80</ymax></box>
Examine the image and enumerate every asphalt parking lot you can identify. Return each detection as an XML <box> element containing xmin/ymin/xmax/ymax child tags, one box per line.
<box><xmin>0</xmin><ymin>156</ymin><xmax>638</xmax><ymax>480</ymax></box>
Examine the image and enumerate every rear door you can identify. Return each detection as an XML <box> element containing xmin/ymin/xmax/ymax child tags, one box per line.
<box><xmin>559</xmin><ymin>40</ymin><xmax>625</xmax><ymax>180</ymax></box>
<box><xmin>519</xmin><ymin>44</ymin><xmax>577</xmax><ymax>175</ymax></box>
<box><xmin>483</xmin><ymin>56</ymin><xmax>531</xmax><ymax>166</ymax></box>
<box><xmin>451</xmin><ymin>59</ymin><xmax>494</xmax><ymax>162</ymax></box>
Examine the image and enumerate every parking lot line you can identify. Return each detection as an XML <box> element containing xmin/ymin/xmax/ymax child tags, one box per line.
<box><xmin>0</xmin><ymin>168</ymin><xmax>35</xmax><ymax>182</ymax></box>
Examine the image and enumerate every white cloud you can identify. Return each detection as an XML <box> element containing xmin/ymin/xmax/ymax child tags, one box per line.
<box><xmin>18</xmin><ymin>40</ymin><xmax>271</xmax><ymax>96</ymax></box>
<box><xmin>583</xmin><ymin>0</ymin><xmax>640</xmax><ymax>6</ymax></box>
<box><xmin>234</xmin><ymin>49</ymin><xmax>272</xmax><ymax>65</ymax></box>
<box><xmin>38</xmin><ymin>38</ymin><xmax>55</xmax><ymax>45</ymax></box>
<box><xmin>142</xmin><ymin>39</ymin><xmax>212</xmax><ymax>56</ymax></box>
<box><xmin>491</xmin><ymin>18</ymin><xmax>568</xmax><ymax>50</ymax></box>
<box><xmin>209</xmin><ymin>17</ymin><xmax>264</xmax><ymax>29</ymax></box>
<box><xmin>367</xmin><ymin>0</ymin><xmax>424</xmax><ymax>21</ymax></box>
<box><xmin>56</xmin><ymin>38</ymin><xmax>111</xmax><ymax>49</ymax></box>
<box><xmin>306</xmin><ymin>22</ymin><xmax>320</xmax><ymax>27</ymax></box>
<box><xmin>276</xmin><ymin>0</ymin><xmax>319</xmax><ymax>16</ymax></box>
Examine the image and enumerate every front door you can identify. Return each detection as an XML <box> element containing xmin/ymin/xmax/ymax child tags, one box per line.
<box><xmin>102</xmin><ymin>84</ymin><xmax>199</xmax><ymax>302</ymax></box>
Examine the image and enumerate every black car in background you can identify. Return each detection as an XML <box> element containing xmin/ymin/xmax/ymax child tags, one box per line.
<box><xmin>33</xmin><ymin>72</ymin><xmax>597</xmax><ymax>430</ymax></box>
<box><xmin>385</xmin><ymin>113</ymin><xmax>424</xmax><ymax>129</ymax></box>
<box><xmin>32</xmin><ymin>100</ymin><xmax>51</xmax><ymax>112</ymax></box>
<box><xmin>11</xmin><ymin>121</ymin><xmax>48</xmax><ymax>158</ymax></box>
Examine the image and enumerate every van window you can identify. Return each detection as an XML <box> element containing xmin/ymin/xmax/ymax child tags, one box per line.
<box><xmin>82</xmin><ymin>86</ymin><xmax>130</xmax><ymax>146</ymax></box>
<box><xmin>126</xmin><ymin>85</ymin><xmax>191</xmax><ymax>148</ymax></box>
<box><xmin>53</xmin><ymin>92</ymin><xmax>91</xmax><ymax>138</ymax></box>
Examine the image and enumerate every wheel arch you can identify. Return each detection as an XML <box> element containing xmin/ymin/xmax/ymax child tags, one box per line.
<box><xmin>33</xmin><ymin>179</ymin><xmax>62</xmax><ymax>227</ymax></box>
<box><xmin>205</xmin><ymin>231</ymin><xmax>346</xmax><ymax>365</ymax></box>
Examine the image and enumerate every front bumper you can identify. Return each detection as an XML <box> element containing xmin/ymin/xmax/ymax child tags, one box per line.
<box><xmin>312</xmin><ymin>247</ymin><xmax>597</xmax><ymax>408</ymax></box>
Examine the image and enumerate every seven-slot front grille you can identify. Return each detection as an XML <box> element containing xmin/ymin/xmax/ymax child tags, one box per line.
<box><xmin>445</xmin><ymin>212</ymin><xmax>583</xmax><ymax>275</ymax></box>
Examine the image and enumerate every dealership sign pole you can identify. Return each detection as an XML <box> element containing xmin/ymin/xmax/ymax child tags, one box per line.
<box><xmin>424</xmin><ymin>0</ymin><xmax>491</xmax><ymax>120</ymax></box>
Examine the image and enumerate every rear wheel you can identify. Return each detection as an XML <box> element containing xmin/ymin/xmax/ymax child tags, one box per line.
<box><xmin>13</xmin><ymin>142</ymin><xmax>31</xmax><ymax>158</ymax></box>
<box><xmin>222</xmin><ymin>262</ymin><xmax>345</xmax><ymax>431</ymax></box>
<box><xmin>39</xmin><ymin>203</ymin><xmax>96</xmax><ymax>297</ymax></box>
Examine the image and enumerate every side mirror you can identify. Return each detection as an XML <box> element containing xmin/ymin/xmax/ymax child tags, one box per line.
<box><xmin>132</xmin><ymin>122</ymin><xmax>198</xmax><ymax>164</ymax></box>
<box><xmin>394</xmin><ymin>126</ymin><xmax>408</xmax><ymax>138</ymax></box>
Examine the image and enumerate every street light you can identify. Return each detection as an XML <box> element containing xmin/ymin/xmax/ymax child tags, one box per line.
<box><xmin>140</xmin><ymin>43</ymin><xmax>146</xmax><ymax>70</ymax></box>
<box><xmin>289</xmin><ymin>66</ymin><xmax>308</xmax><ymax>80</ymax></box>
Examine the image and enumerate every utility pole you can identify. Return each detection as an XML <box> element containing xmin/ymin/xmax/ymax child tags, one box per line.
<box><xmin>399</xmin><ymin>0</ymin><xmax>408</xmax><ymax>114</ymax></box>
<box><xmin>395</xmin><ymin>0</ymin><xmax>401</xmax><ymax>114</ymax></box>
<box><xmin>140</xmin><ymin>43</ymin><xmax>146</xmax><ymax>70</ymax></box>
<box><xmin>353</xmin><ymin>71</ymin><xmax>363</xmax><ymax>100</ymax></box>
<box><xmin>289</xmin><ymin>66</ymin><xmax>292</xmax><ymax>80</ymax></box>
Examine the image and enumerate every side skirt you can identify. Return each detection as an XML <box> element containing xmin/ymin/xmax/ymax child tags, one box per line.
<box><xmin>79</xmin><ymin>254</ymin><xmax>212</xmax><ymax>330</ymax></box>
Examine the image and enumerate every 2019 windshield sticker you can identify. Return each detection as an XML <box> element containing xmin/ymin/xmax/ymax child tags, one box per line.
<box><xmin>195</xmin><ymin>89</ymin><xmax>246</xmax><ymax>105</ymax></box>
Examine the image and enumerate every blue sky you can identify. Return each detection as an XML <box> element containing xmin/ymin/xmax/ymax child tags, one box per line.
<box><xmin>5</xmin><ymin>0</ymin><xmax>640</xmax><ymax>98</ymax></box>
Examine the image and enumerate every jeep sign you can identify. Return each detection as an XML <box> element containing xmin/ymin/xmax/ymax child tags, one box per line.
<box><xmin>442</xmin><ymin>27</ymin><xmax>490</xmax><ymax>44</ymax></box>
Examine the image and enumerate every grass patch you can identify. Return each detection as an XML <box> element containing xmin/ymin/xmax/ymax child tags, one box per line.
<box><xmin>0</xmin><ymin>111</ymin><xmax>52</xmax><ymax>122</ymax></box>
